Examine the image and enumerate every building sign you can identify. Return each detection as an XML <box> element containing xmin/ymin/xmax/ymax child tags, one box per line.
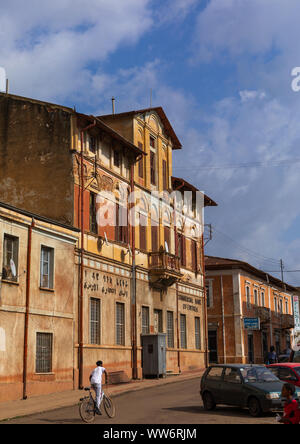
<box><xmin>84</xmin><ymin>269</ymin><xmax>129</xmax><ymax>298</ymax></box>
<box><xmin>293</xmin><ymin>296</ymin><xmax>300</xmax><ymax>332</ymax></box>
<box><xmin>179</xmin><ymin>294</ymin><xmax>202</xmax><ymax>312</ymax></box>
<box><xmin>243</xmin><ymin>317</ymin><xmax>260</xmax><ymax>330</ymax></box>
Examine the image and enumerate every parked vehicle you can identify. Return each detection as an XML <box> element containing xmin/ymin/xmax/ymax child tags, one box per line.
<box><xmin>200</xmin><ymin>364</ymin><xmax>285</xmax><ymax>417</ymax></box>
<box><xmin>267</xmin><ymin>363</ymin><xmax>300</xmax><ymax>388</ymax></box>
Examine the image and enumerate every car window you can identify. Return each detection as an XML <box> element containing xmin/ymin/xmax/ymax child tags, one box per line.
<box><xmin>223</xmin><ymin>368</ymin><xmax>242</xmax><ymax>384</ymax></box>
<box><xmin>294</xmin><ymin>367</ymin><xmax>300</xmax><ymax>377</ymax></box>
<box><xmin>279</xmin><ymin>368</ymin><xmax>298</xmax><ymax>381</ymax></box>
<box><xmin>240</xmin><ymin>367</ymin><xmax>279</xmax><ymax>383</ymax></box>
<box><xmin>268</xmin><ymin>367</ymin><xmax>279</xmax><ymax>378</ymax></box>
<box><xmin>206</xmin><ymin>367</ymin><xmax>223</xmax><ymax>381</ymax></box>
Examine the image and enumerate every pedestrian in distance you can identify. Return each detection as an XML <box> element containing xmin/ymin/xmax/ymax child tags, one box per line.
<box><xmin>89</xmin><ymin>360</ymin><xmax>108</xmax><ymax>415</ymax></box>
<box><xmin>276</xmin><ymin>383</ymin><xmax>300</xmax><ymax>424</ymax></box>
<box><xmin>266</xmin><ymin>346</ymin><xmax>278</xmax><ymax>364</ymax></box>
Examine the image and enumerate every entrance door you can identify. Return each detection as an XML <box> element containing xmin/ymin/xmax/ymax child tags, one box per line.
<box><xmin>248</xmin><ymin>333</ymin><xmax>254</xmax><ymax>363</ymax></box>
<box><xmin>208</xmin><ymin>330</ymin><xmax>218</xmax><ymax>363</ymax></box>
<box><xmin>262</xmin><ymin>331</ymin><xmax>268</xmax><ymax>363</ymax></box>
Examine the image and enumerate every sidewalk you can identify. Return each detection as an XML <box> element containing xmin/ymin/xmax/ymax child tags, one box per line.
<box><xmin>0</xmin><ymin>369</ymin><xmax>204</xmax><ymax>422</ymax></box>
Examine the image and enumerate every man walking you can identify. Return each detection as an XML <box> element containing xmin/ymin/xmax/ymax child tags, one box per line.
<box><xmin>89</xmin><ymin>361</ymin><xmax>108</xmax><ymax>415</ymax></box>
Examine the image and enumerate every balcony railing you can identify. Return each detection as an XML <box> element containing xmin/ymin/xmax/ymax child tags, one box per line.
<box><xmin>280</xmin><ymin>314</ymin><xmax>295</xmax><ymax>330</ymax></box>
<box><xmin>148</xmin><ymin>251</ymin><xmax>181</xmax><ymax>273</ymax></box>
<box><xmin>255</xmin><ymin>307</ymin><xmax>271</xmax><ymax>323</ymax></box>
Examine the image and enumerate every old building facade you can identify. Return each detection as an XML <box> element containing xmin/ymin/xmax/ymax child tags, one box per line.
<box><xmin>0</xmin><ymin>93</ymin><xmax>217</xmax><ymax>396</ymax></box>
<box><xmin>205</xmin><ymin>256</ymin><xmax>296</xmax><ymax>365</ymax></box>
<box><xmin>0</xmin><ymin>202</ymin><xmax>78</xmax><ymax>402</ymax></box>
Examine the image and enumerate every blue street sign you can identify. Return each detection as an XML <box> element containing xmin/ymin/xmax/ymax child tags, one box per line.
<box><xmin>243</xmin><ymin>317</ymin><xmax>260</xmax><ymax>330</ymax></box>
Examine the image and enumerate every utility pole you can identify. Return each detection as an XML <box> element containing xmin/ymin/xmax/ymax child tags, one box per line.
<box><xmin>280</xmin><ymin>259</ymin><xmax>284</xmax><ymax>284</ymax></box>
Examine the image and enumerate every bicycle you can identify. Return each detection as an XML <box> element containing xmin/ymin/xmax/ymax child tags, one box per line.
<box><xmin>79</xmin><ymin>385</ymin><xmax>116</xmax><ymax>423</ymax></box>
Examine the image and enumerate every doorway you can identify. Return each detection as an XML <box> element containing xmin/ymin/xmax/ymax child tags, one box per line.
<box><xmin>248</xmin><ymin>333</ymin><xmax>254</xmax><ymax>363</ymax></box>
<box><xmin>208</xmin><ymin>330</ymin><xmax>218</xmax><ymax>363</ymax></box>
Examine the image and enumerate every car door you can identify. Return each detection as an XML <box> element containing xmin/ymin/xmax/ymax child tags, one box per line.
<box><xmin>221</xmin><ymin>367</ymin><xmax>243</xmax><ymax>406</ymax></box>
<box><xmin>203</xmin><ymin>366</ymin><xmax>224</xmax><ymax>403</ymax></box>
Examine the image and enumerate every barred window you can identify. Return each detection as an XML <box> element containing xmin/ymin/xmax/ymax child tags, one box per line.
<box><xmin>167</xmin><ymin>311</ymin><xmax>174</xmax><ymax>348</ymax></box>
<box><xmin>90</xmin><ymin>298</ymin><xmax>101</xmax><ymax>344</ymax></box>
<box><xmin>180</xmin><ymin>314</ymin><xmax>187</xmax><ymax>349</ymax></box>
<box><xmin>195</xmin><ymin>317</ymin><xmax>201</xmax><ymax>350</ymax></box>
<box><xmin>40</xmin><ymin>246</ymin><xmax>54</xmax><ymax>289</ymax></box>
<box><xmin>142</xmin><ymin>306</ymin><xmax>150</xmax><ymax>335</ymax></box>
<box><xmin>90</xmin><ymin>192</ymin><xmax>98</xmax><ymax>234</ymax></box>
<box><xmin>2</xmin><ymin>234</ymin><xmax>18</xmax><ymax>282</ymax></box>
<box><xmin>116</xmin><ymin>302</ymin><xmax>125</xmax><ymax>345</ymax></box>
<box><xmin>36</xmin><ymin>333</ymin><xmax>53</xmax><ymax>373</ymax></box>
<box><xmin>154</xmin><ymin>309</ymin><xmax>163</xmax><ymax>334</ymax></box>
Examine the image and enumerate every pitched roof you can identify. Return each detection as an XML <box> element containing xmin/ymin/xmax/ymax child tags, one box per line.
<box><xmin>172</xmin><ymin>177</ymin><xmax>217</xmax><ymax>207</ymax></box>
<box><xmin>99</xmin><ymin>107</ymin><xmax>182</xmax><ymax>150</ymax></box>
<box><xmin>205</xmin><ymin>255</ymin><xmax>299</xmax><ymax>293</ymax></box>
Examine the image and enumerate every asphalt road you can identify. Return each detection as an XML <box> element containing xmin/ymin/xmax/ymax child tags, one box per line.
<box><xmin>4</xmin><ymin>378</ymin><xmax>277</xmax><ymax>425</ymax></box>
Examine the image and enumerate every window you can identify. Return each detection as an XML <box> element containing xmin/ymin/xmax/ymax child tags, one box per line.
<box><xmin>167</xmin><ymin>311</ymin><xmax>174</xmax><ymax>348</ymax></box>
<box><xmin>278</xmin><ymin>367</ymin><xmax>298</xmax><ymax>382</ymax></box>
<box><xmin>223</xmin><ymin>368</ymin><xmax>242</xmax><ymax>384</ymax></box>
<box><xmin>90</xmin><ymin>192</ymin><xmax>98</xmax><ymax>234</ymax></box>
<box><xmin>116</xmin><ymin>204</ymin><xmax>128</xmax><ymax>244</ymax></box>
<box><xmin>285</xmin><ymin>299</ymin><xmax>289</xmax><ymax>314</ymax></box>
<box><xmin>116</xmin><ymin>302</ymin><xmax>125</xmax><ymax>345</ymax></box>
<box><xmin>90</xmin><ymin>298</ymin><xmax>101</xmax><ymax>344</ymax></box>
<box><xmin>191</xmin><ymin>240</ymin><xmax>197</xmax><ymax>273</ymax></box>
<box><xmin>2</xmin><ymin>234</ymin><xmax>18</xmax><ymax>281</ymax></box>
<box><xmin>113</xmin><ymin>149</ymin><xmax>120</xmax><ymax>168</ymax></box>
<box><xmin>40</xmin><ymin>246</ymin><xmax>54</xmax><ymax>289</ymax></box>
<box><xmin>195</xmin><ymin>317</ymin><xmax>201</xmax><ymax>350</ymax></box>
<box><xmin>151</xmin><ymin>225</ymin><xmax>159</xmax><ymax>252</ymax></box>
<box><xmin>88</xmin><ymin>135</ymin><xmax>97</xmax><ymax>154</ymax></box>
<box><xmin>206</xmin><ymin>366</ymin><xmax>223</xmax><ymax>381</ymax></box>
<box><xmin>139</xmin><ymin>213</ymin><xmax>147</xmax><ymax>251</ymax></box>
<box><xmin>36</xmin><ymin>333</ymin><xmax>53</xmax><ymax>373</ymax></box>
<box><xmin>274</xmin><ymin>296</ymin><xmax>278</xmax><ymax>314</ymax></box>
<box><xmin>246</xmin><ymin>286</ymin><xmax>251</xmax><ymax>308</ymax></box>
<box><xmin>206</xmin><ymin>282</ymin><xmax>212</xmax><ymax>308</ymax></box>
<box><xmin>162</xmin><ymin>159</ymin><xmax>168</xmax><ymax>190</ymax></box>
<box><xmin>180</xmin><ymin>314</ymin><xmax>187</xmax><ymax>349</ymax></box>
<box><xmin>142</xmin><ymin>306</ymin><xmax>150</xmax><ymax>335</ymax></box>
<box><xmin>150</xmin><ymin>151</ymin><xmax>156</xmax><ymax>185</ymax></box>
<box><xmin>261</xmin><ymin>291</ymin><xmax>265</xmax><ymax>307</ymax></box>
<box><xmin>150</xmin><ymin>135</ymin><xmax>155</xmax><ymax>148</ymax></box>
<box><xmin>177</xmin><ymin>234</ymin><xmax>186</xmax><ymax>267</ymax></box>
<box><xmin>138</xmin><ymin>142</ymin><xmax>144</xmax><ymax>178</ymax></box>
<box><xmin>154</xmin><ymin>309</ymin><xmax>163</xmax><ymax>333</ymax></box>
<box><xmin>279</xmin><ymin>299</ymin><xmax>283</xmax><ymax>314</ymax></box>
<box><xmin>164</xmin><ymin>226</ymin><xmax>171</xmax><ymax>252</ymax></box>
<box><xmin>254</xmin><ymin>289</ymin><xmax>258</xmax><ymax>306</ymax></box>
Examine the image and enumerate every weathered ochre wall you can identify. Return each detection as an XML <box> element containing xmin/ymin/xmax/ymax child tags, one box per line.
<box><xmin>0</xmin><ymin>94</ymin><xmax>74</xmax><ymax>225</ymax></box>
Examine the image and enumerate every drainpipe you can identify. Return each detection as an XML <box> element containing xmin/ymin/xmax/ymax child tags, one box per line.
<box><xmin>23</xmin><ymin>217</ymin><xmax>35</xmax><ymax>400</ymax></box>
<box><xmin>220</xmin><ymin>275</ymin><xmax>227</xmax><ymax>364</ymax></box>
<box><xmin>173</xmin><ymin>179</ymin><xmax>185</xmax><ymax>373</ymax></box>
<box><xmin>78</xmin><ymin>120</ymin><xmax>96</xmax><ymax>389</ymax></box>
<box><xmin>130</xmin><ymin>163</ymin><xmax>138</xmax><ymax>379</ymax></box>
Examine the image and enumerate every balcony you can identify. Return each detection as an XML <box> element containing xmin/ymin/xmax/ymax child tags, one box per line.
<box><xmin>148</xmin><ymin>251</ymin><xmax>183</xmax><ymax>288</ymax></box>
<box><xmin>255</xmin><ymin>307</ymin><xmax>271</xmax><ymax>324</ymax></box>
<box><xmin>280</xmin><ymin>314</ymin><xmax>295</xmax><ymax>330</ymax></box>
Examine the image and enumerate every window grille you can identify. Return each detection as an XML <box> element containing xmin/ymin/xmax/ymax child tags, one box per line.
<box><xmin>142</xmin><ymin>306</ymin><xmax>150</xmax><ymax>335</ymax></box>
<box><xmin>180</xmin><ymin>314</ymin><xmax>187</xmax><ymax>349</ymax></box>
<box><xmin>116</xmin><ymin>302</ymin><xmax>125</xmax><ymax>345</ymax></box>
<box><xmin>89</xmin><ymin>192</ymin><xmax>98</xmax><ymax>234</ymax></box>
<box><xmin>36</xmin><ymin>333</ymin><xmax>53</xmax><ymax>373</ymax></box>
<box><xmin>195</xmin><ymin>317</ymin><xmax>201</xmax><ymax>350</ymax></box>
<box><xmin>154</xmin><ymin>309</ymin><xmax>163</xmax><ymax>333</ymax></box>
<box><xmin>167</xmin><ymin>311</ymin><xmax>174</xmax><ymax>348</ymax></box>
<box><xmin>90</xmin><ymin>298</ymin><xmax>101</xmax><ymax>344</ymax></box>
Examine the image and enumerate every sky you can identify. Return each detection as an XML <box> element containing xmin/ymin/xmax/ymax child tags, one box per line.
<box><xmin>1</xmin><ymin>0</ymin><xmax>300</xmax><ymax>286</ymax></box>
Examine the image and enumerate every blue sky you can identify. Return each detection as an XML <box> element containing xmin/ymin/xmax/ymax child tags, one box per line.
<box><xmin>1</xmin><ymin>0</ymin><xmax>300</xmax><ymax>285</ymax></box>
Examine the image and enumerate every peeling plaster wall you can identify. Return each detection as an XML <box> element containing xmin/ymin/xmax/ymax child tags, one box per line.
<box><xmin>0</xmin><ymin>95</ymin><xmax>74</xmax><ymax>225</ymax></box>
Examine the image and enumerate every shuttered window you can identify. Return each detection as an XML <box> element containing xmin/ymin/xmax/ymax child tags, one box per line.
<box><xmin>151</xmin><ymin>225</ymin><xmax>159</xmax><ymax>252</ymax></box>
<box><xmin>195</xmin><ymin>317</ymin><xmax>201</xmax><ymax>350</ymax></box>
<box><xmin>180</xmin><ymin>314</ymin><xmax>187</xmax><ymax>349</ymax></box>
<box><xmin>167</xmin><ymin>311</ymin><xmax>174</xmax><ymax>348</ymax></box>
<box><xmin>150</xmin><ymin>151</ymin><xmax>156</xmax><ymax>185</ymax></box>
<box><xmin>116</xmin><ymin>204</ymin><xmax>129</xmax><ymax>244</ymax></box>
<box><xmin>40</xmin><ymin>246</ymin><xmax>54</xmax><ymax>289</ymax></box>
<box><xmin>89</xmin><ymin>192</ymin><xmax>98</xmax><ymax>234</ymax></box>
<box><xmin>36</xmin><ymin>333</ymin><xmax>53</xmax><ymax>373</ymax></box>
<box><xmin>177</xmin><ymin>233</ymin><xmax>186</xmax><ymax>267</ymax></box>
<box><xmin>116</xmin><ymin>302</ymin><xmax>125</xmax><ymax>345</ymax></box>
<box><xmin>142</xmin><ymin>306</ymin><xmax>150</xmax><ymax>335</ymax></box>
<box><xmin>164</xmin><ymin>226</ymin><xmax>171</xmax><ymax>252</ymax></box>
<box><xmin>138</xmin><ymin>142</ymin><xmax>144</xmax><ymax>178</ymax></box>
<box><xmin>139</xmin><ymin>213</ymin><xmax>147</xmax><ymax>251</ymax></box>
<box><xmin>90</xmin><ymin>298</ymin><xmax>101</xmax><ymax>344</ymax></box>
<box><xmin>191</xmin><ymin>240</ymin><xmax>197</xmax><ymax>273</ymax></box>
<box><xmin>162</xmin><ymin>159</ymin><xmax>168</xmax><ymax>190</ymax></box>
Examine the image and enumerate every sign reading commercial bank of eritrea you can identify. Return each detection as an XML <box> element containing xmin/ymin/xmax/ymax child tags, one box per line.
<box><xmin>243</xmin><ymin>317</ymin><xmax>261</xmax><ymax>331</ymax></box>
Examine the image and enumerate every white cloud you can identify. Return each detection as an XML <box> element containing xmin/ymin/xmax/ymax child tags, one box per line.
<box><xmin>0</xmin><ymin>0</ymin><xmax>153</xmax><ymax>101</ymax></box>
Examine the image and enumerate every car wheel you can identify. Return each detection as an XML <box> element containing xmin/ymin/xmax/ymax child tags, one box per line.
<box><xmin>248</xmin><ymin>397</ymin><xmax>262</xmax><ymax>417</ymax></box>
<box><xmin>202</xmin><ymin>391</ymin><xmax>216</xmax><ymax>411</ymax></box>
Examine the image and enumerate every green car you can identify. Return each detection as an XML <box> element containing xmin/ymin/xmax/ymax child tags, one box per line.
<box><xmin>200</xmin><ymin>364</ymin><xmax>286</xmax><ymax>417</ymax></box>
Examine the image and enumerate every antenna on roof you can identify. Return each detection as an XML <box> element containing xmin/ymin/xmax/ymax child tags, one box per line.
<box><xmin>111</xmin><ymin>97</ymin><xmax>115</xmax><ymax>115</ymax></box>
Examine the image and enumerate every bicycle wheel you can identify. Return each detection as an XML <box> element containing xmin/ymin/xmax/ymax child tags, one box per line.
<box><xmin>79</xmin><ymin>397</ymin><xmax>96</xmax><ymax>423</ymax></box>
<box><xmin>103</xmin><ymin>394</ymin><xmax>115</xmax><ymax>418</ymax></box>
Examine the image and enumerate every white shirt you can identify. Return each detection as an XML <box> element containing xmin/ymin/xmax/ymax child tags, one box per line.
<box><xmin>90</xmin><ymin>366</ymin><xmax>106</xmax><ymax>385</ymax></box>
